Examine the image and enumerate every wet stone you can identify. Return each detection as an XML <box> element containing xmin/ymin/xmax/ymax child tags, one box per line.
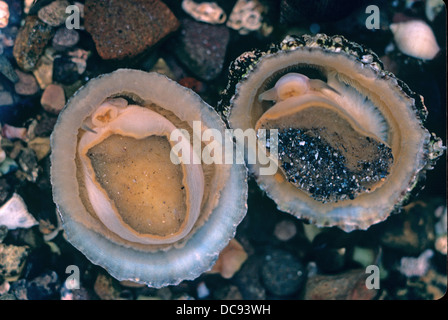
<box><xmin>40</xmin><ymin>84</ymin><xmax>65</xmax><ymax>115</ymax></box>
<box><xmin>0</xmin><ymin>55</ymin><xmax>19</xmax><ymax>83</ymax></box>
<box><xmin>17</xmin><ymin>148</ymin><xmax>39</xmax><ymax>182</ymax></box>
<box><xmin>84</xmin><ymin>0</ymin><xmax>179</xmax><ymax>60</ymax></box>
<box><xmin>174</xmin><ymin>19</ymin><xmax>230</xmax><ymax>81</ymax></box>
<box><xmin>233</xmin><ymin>255</ymin><xmax>266</xmax><ymax>300</ymax></box>
<box><xmin>52</xmin><ymin>27</ymin><xmax>80</xmax><ymax>51</ymax></box>
<box><xmin>26</xmin><ymin>271</ymin><xmax>60</xmax><ymax>300</ymax></box>
<box><xmin>13</xmin><ymin>16</ymin><xmax>55</xmax><ymax>71</ymax></box>
<box><xmin>305</xmin><ymin>269</ymin><xmax>378</xmax><ymax>300</ymax></box>
<box><xmin>52</xmin><ymin>56</ymin><xmax>79</xmax><ymax>85</ymax></box>
<box><xmin>260</xmin><ymin>249</ymin><xmax>306</xmax><ymax>296</ymax></box>
<box><xmin>33</xmin><ymin>114</ymin><xmax>57</xmax><ymax>137</ymax></box>
<box><xmin>0</xmin><ymin>244</ymin><xmax>30</xmax><ymax>280</ymax></box>
<box><xmin>14</xmin><ymin>69</ymin><xmax>39</xmax><ymax>96</ymax></box>
<box><xmin>37</xmin><ymin>0</ymin><xmax>70</xmax><ymax>27</ymax></box>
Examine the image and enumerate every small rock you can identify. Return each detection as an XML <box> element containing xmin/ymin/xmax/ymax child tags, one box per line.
<box><xmin>377</xmin><ymin>201</ymin><xmax>435</xmax><ymax>255</ymax></box>
<box><xmin>13</xmin><ymin>16</ymin><xmax>55</xmax><ymax>71</ymax></box>
<box><xmin>196</xmin><ymin>281</ymin><xmax>210</xmax><ymax>299</ymax></box>
<box><xmin>37</xmin><ymin>0</ymin><xmax>70</xmax><ymax>27</ymax></box>
<box><xmin>0</xmin><ymin>193</ymin><xmax>38</xmax><ymax>229</ymax></box>
<box><xmin>0</xmin><ymin>1</ymin><xmax>9</xmax><ymax>28</ymax></box>
<box><xmin>234</xmin><ymin>255</ymin><xmax>266</xmax><ymax>300</ymax></box>
<box><xmin>227</xmin><ymin>0</ymin><xmax>267</xmax><ymax>35</ymax></box>
<box><xmin>274</xmin><ymin>219</ymin><xmax>297</xmax><ymax>241</ymax></box>
<box><xmin>84</xmin><ymin>0</ymin><xmax>179</xmax><ymax>60</ymax></box>
<box><xmin>41</xmin><ymin>84</ymin><xmax>65</xmax><ymax>114</ymax></box>
<box><xmin>67</xmin><ymin>49</ymin><xmax>89</xmax><ymax>74</ymax></box>
<box><xmin>0</xmin><ymin>55</ymin><xmax>19</xmax><ymax>83</ymax></box>
<box><xmin>0</xmin><ymin>157</ymin><xmax>18</xmax><ymax>176</ymax></box>
<box><xmin>61</xmin><ymin>282</ymin><xmax>92</xmax><ymax>300</ymax></box>
<box><xmin>94</xmin><ymin>272</ymin><xmax>121</xmax><ymax>300</ymax></box>
<box><xmin>26</xmin><ymin>271</ymin><xmax>60</xmax><ymax>300</ymax></box>
<box><xmin>52</xmin><ymin>27</ymin><xmax>80</xmax><ymax>51</ymax></box>
<box><xmin>17</xmin><ymin>148</ymin><xmax>39</xmax><ymax>182</ymax></box>
<box><xmin>260</xmin><ymin>249</ymin><xmax>306</xmax><ymax>296</ymax></box>
<box><xmin>399</xmin><ymin>249</ymin><xmax>434</xmax><ymax>278</ymax></box>
<box><xmin>210</xmin><ymin>238</ymin><xmax>248</xmax><ymax>279</ymax></box>
<box><xmin>213</xmin><ymin>285</ymin><xmax>243</xmax><ymax>300</ymax></box>
<box><xmin>14</xmin><ymin>69</ymin><xmax>39</xmax><ymax>96</ymax></box>
<box><xmin>178</xmin><ymin>77</ymin><xmax>205</xmax><ymax>94</ymax></box>
<box><xmin>0</xmin><ymin>243</ymin><xmax>30</xmax><ymax>281</ymax></box>
<box><xmin>305</xmin><ymin>269</ymin><xmax>378</xmax><ymax>300</ymax></box>
<box><xmin>9</xmin><ymin>278</ymin><xmax>27</xmax><ymax>299</ymax></box>
<box><xmin>1</xmin><ymin>123</ymin><xmax>28</xmax><ymax>141</ymax></box>
<box><xmin>28</xmin><ymin>137</ymin><xmax>51</xmax><ymax>161</ymax></box>
<box><xmin>0</xmin><ymin>279</ymin><xmax>10</xmax><ymax>295</ymax></box>
<box><xmin>52</xmin><ymin>56</ymin><xmax>79</xmax><ymax>85</ymax></box>
<box><xmin>174</xmin><ymin>19</ymin><xmax>229</xmax><ymax>81</ymax></box>
<box><xmin>32</xmin><ymin>54</ymin><xmax>54</xmax><ymax>89</ymax></box>
<box><xmin>0</xmin><ymin>225</ymin><xmax>7</xmax><ymax>242</ymax></box>
<box><xmin>33</xmin><ymin>114</ymin><xmax>57</xmax><ymax>137</ymax></box>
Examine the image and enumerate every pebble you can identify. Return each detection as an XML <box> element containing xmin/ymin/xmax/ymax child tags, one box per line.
<box><xmin>33</xmin><ymin>54</ymin><xmax>54</xmax><ymax>89</ymax></box>
<box><xmin>13</xmin><ymin>16</ymin><xmax>55</xmax><ymax>71</ymax></box>
<box><xmin>260</xmin><ymin>250</ymin><xmax>306</xmax><ymax>296</ymax></box>
<box><xmin>209</xmin><ymin>238</ymin><xmax>248</xmax><ymax>279</ymax></box>
<box><xmin>274</xmin><ymin>219</ymin><xmax>297</xmax><ymax>241</ymax></box>
<box><xmin>67</xmin><ymin>48</ymin><xmax>89</xmax><ymax>74</ymax></box>
<box><xmin>174</xmin><ymin>19</ymin><xmax>229</xmax><ymax>81</ymax></box>
<box><xmin>0</xmin><ymin>243</ymin><xmax>30</xmax><ymax>281</ymax></box>
<box><xmin>0</xmin><ymin>225</ymin><xmax>7</xmax><ymax>242</ymax></box>
<box><xmin>0</xmin><ymin>157</ymin><xmax>18</xmax><ymax>176</ymax></box>
<box><xmin>377</xmin><ymin>202</ymin><xmax>435</xmax><ymax>255</ymax></box>
<box><xmin>26</xmin><ymin>271</ymin><xmax>60</xmax><ymax>300</ymax></box>
<box><xmin>14</xmin><ymin>69</ymin><xmax>39</xmax><ymax>96</ymax></box>
<box><xmin>93</xmin><ymin>272</ymin><xmax>122</xmax><ymax>300</ymax></box>
<box><xmin>0</xmin><ymin>193</ymin><xmax>38</xmax><ymax>230</ymax></box>
<box><xmin>84</xmin><ymin>0</ymin><xmax>179</xmax><ymax>60</ymax></box>
<box><xmin>28</xmin><ymin>137</ymin><xmax>51</xmax><ymax>161</ymax></box>
<box><xmin>41</xmin><ymin>84</ymin><xmax>65</xmax><ymax>114</ymax></box>
<box><xmin>33</xmin><ymin>114</ymin><xmax>57</xmax><ymax>137</ymax></box>
<box><xmin>1</xmin><ymin>123</ymin><xmax>28</xmax><ymax>141</ymax></box>
<box><xmin>52</xmin><ymin>27</ymin><xmax>80</xmax><ymax>51</ymax></box>
<box><xmin>305</xmin><ymin>269</ymin><xmax>378</xmax><ymax>300</ymax></box>
<box><xmin>233</xmin><ymin>255</ymin><xmax>266</xmax><ymax>300</ymax></box>
<box><xmin>0</xmin><ymin>1</ymin><xmax>9</xmax><ymax>28</ymax></box>
<box><xmin>0</xmin><ymin>55</ymin><xmax>19</xmax><ymax>83</ymax></box>
<box><xmin>399</xmin><ymin>249</ymin><xmax>434</xmax><ymax>278</ymax></box>
<box><xmin>52</xmin><ymin>56</ymin><xmax>79</xmax><ymax>85</ymax></box>
<box><xmin>196</xmin><ymin>281</ymin><xmax>210</xmax><ymax>299</ymax></box>
<box><xmin>37</xmin><ymin>0</ymin><xmax>70</xmax><ymax>27</ymax></box>
<box><xmin>17</xmin><ymin>148</ymin><xmax>39</xmax><ymax>182</ymax></box>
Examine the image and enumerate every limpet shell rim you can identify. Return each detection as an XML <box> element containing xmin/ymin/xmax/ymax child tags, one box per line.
<box><xmin>51</xmin><ymin>69</ymin><xmax>248</xmax><ymax>287</ymax></box>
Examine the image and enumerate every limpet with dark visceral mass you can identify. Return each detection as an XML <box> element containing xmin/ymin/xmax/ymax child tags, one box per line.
<box><xmin>51</xmin><ymin>69</ymin><xmax>248</xmax><ymax>287</ymax></box>
<box><xmin>218</xmin><ymin>34</ymin><xmax>444</xmax><ymax>231</ymax></box>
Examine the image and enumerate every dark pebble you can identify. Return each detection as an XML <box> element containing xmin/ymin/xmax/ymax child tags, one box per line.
<box><xmin>84</xmin><ymin>0</ymin><xmax>179</xmax><ymax>60</ymax></box>
<box><xmin>33</xmin><ymin>114</ymin><xmax>57</xmax><ymax>137</ymax></box>
<box><xmin>26</xmin><ymin>271</ymin><xmax>60</xmax><ymax>300</ymax></box>
<box><xmin>174</xmin><ymin>19</ymin><xmax>229</xmax><ymax>81</ymax></box>
<box><xmin>233</xmin><ymin>255</ymin><xmax>266</xmax><ymax>300</ymax></box>
<box><xmin>0</xmin><ymin>55</ymin><xmax>19</xmax><ymax>83</ymax></box>
<box><xmin>12</xmin><ymin>16</ymin><xmax>55</xmax><ymax>71</ymax></box>
<box><xmin>17</xmin><ymin>148</ymin><xmax>39</xmax><ymax>183</ymax></box>
<box><xmin>260</xmin><ymin>249</ymin><xmax>306</xmax><ymax>297</ymax></box>
<box><xmin>52</xmin><ymin>56</ymin><xmax>79</xmax><ymax>85</ymax></box>
<box><xmin>0</xmin><ymin>178</ymin><xmax>12</xmax><ymax>205</ymax></box>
